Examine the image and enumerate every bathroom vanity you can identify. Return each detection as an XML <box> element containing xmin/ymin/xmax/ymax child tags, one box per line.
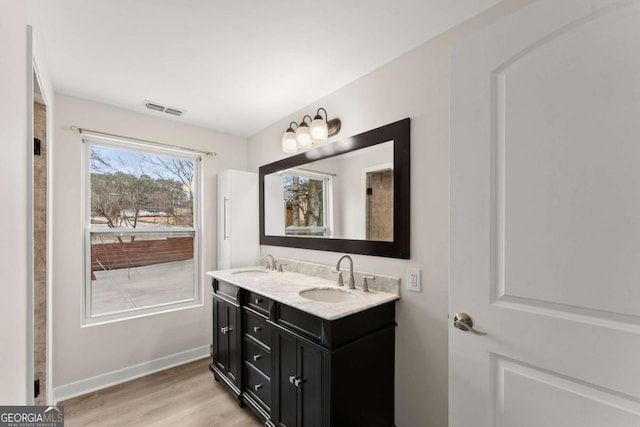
<box><xmin>207</xmin><ymin>267</ymin><xmax>399</xmax><ymax>427</ymax></box>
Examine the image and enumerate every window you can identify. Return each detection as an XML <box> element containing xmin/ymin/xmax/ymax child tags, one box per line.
<box><xmin>83</xmin><ymin>135</ymin><xmax>201</xmax><ymax>324</ymax></box>
<box><xmin>281</xmin><ymin>169</ymin><xmax>332</xmax><ymax>237</ymax></box>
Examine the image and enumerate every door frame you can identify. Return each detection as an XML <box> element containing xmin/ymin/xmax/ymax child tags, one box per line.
<box><xmin>26</xmin><ymin>24</ymin><xmax>35</xmax><ymax>407</ymax></box>
<box><xmin>28</xmin><ymin>25</ymin><xmax>54</xmax><ymax>404</ymax></box>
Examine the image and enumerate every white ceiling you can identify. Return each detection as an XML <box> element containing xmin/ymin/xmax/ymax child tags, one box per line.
<box><xmin>27</xmin><ymin>0</ymin><xmax>501</xmax><ymax>137</ymax></box>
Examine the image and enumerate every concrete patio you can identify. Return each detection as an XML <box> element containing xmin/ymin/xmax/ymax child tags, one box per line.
<box><xmin>91</xmin><ymin>259</ymin><xmax>195</xmax><ymax>316</ymax></box>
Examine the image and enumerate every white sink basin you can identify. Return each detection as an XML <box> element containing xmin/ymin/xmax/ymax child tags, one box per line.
<box><xmin>231</xmin><ymin>269</ymin><xmax>270</xmax><ymax>277</ymax></box>
<box><xmin>299</xmin><ymin>288</ymin><xmax>358</xmax><ymax>303</ymax></box>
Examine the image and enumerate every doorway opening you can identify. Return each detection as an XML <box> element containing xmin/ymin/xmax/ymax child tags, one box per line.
<box><xmin>365</xmin><ymin>167</ymin><xmax>393</xmax><ymax>241</ymax></box>
<box><xmin>33</xmin><ymin>71</ymin><xmax>48</xmax><ymax>405</ymax></box>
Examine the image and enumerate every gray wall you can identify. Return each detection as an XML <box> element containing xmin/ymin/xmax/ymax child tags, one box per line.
<box><xmin>247</xmin><ymin>1</ymin><xmax>533</xmax><ymax>425</ymax></box>
<box><xmin>51</xmin><ymin>95</ymin><xmax>248</xmax><ymax>400</ymax></box>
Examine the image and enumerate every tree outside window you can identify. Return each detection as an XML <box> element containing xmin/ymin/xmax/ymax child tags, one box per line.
<box><xmin>282</xmin><ymin>174</ymin><xmax>327</xmax><ymax>236</ymax></box>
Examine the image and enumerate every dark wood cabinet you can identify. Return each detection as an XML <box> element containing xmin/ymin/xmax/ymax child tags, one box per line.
<box><xmin>210</xmin><ymin>278</ymin><xmax>396</xmax><ymax>427</ymax></box>
<box><xmin>210</xmin><ymin>280</ymin><xmax>242</xmax><ymax>398</ymax></box>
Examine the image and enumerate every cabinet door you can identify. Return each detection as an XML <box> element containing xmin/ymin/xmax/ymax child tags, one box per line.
<box><xmin>276</xmin><ymin>331</ymin><xmax>298</xmax><ymax>427</ymax></box>
<box><xmin>212</xmin><ymin>297</ymin><xmax>229</xmax><ymax>374</ymax></box>
<box><xmin>226</xmin><ymin>301</ymin><xmax>240</xmax><ymax>387</ymax></box>
<box><xmin>298</xmin><ymin>340</ymin><xmax>322</xmax><ymax>427</ymax></box>
<box><xmin>275</xmin><ymin>329</ymin><xmax>324</xmax><ymax>427</ymax></box>
<box><xmin>217</xmin><ymin>171</ymin><xmax>231</xmax><ymax>269</ymax></box>
<box><xmin>212</xmin><ymin>297</ymin><xmax>241</xmax><ymax>388</ymax></box>
<box><xmin>228</xmin><ymin>170</ymin><xmax>259</xmax><ymax>267</ymax></box>
<box><xmin>217</xmin><ymin>170</ymin><xmax>259</xmax><ymax>269</ymax></box>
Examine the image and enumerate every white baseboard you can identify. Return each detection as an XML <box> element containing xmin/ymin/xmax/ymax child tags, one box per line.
<box><xmin>53</xmin><ymin>345</ymin><xmax>210</xmax><ymax>404</ymax></box>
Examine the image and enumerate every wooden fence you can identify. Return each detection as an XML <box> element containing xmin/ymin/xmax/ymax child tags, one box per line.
<box><xmin>91</xmin><ymin>237</ymin><xmax>193</xmax><ymax>272</ymax></box>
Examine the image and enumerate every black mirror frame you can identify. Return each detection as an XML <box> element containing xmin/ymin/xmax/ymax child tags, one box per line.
<box><xmin>259</xmin><ymin>117</ymin><xmax>410</xmax><ymax>259</ymax></box>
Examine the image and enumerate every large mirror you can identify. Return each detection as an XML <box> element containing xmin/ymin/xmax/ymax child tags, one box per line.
<box><xmin>259</xmin><ymin>118</ymin><xmax>410</xmax><ymax>258</ymax></box>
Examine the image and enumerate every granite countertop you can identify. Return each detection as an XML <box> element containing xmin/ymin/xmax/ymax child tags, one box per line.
<box><xmin>207</xmin><ymin>267</ymin><xmax>399</xmax><ymax>321</ymax></box>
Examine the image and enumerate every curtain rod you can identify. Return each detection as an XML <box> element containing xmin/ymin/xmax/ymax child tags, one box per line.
<box><xmin>70</xmin><ymin>126</ymin><xmax>217</xmax><ymax>157</ymax></box>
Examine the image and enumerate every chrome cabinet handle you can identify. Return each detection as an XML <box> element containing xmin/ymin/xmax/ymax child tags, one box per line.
<box><xmin>253</xmin><ymin>326</ymin><xmax>262</xmax><ymax>333</ymax></box>
<box><xmin>254</xmin><ymin>384</ymin><xmax>263</xmax><ymax>391</ymax></box>
<box><xmin>220</xmin><ymin>326</ymin><xmax>229</xmax><ymax>334</ymax></box>
<box><xmin>253</xmin><ymin>354</ymin><xmax>261</xmax><ymax>361</ymax></box>
<box><xmin>453</xmin><ymin>312</ymin><xmax>487</xmax><ymax>336</ymax></box>
<box><xmin>254</xmin><ymin>298</ymin><xmax>263</xmax><ymax>304</ymax></box>
<box><xmin>223</xmin><ymin>197</ymin><xmax>230</xmax><ymax>240</ymax></box>
<box><xmin>288</xmin><ymin>375</ymin><xmax>302</xmax><ymax>387</ymax></box>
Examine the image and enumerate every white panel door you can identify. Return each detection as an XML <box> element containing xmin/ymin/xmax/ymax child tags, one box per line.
<box><xmin>450</xmin><ymin>0</ymin><xmax>640</xmax><ymax>425</ymax></box>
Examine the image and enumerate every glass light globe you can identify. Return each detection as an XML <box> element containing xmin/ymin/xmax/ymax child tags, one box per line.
<box><xmin>282</xmin><ymin>130</ymin><xmax>298</xmax><ymax>153</ymax></box>
<box><xmin>310</xmin><ymin>116</ymin><xmax>328</xmax><ymax>143</ymax></box>
<box><xmin>296</xmin><ymin>125</ymin><xmax>313</xmax><ymax>149</ymax></box>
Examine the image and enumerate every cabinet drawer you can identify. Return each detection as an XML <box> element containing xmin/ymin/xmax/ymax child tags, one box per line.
<box><xmin>245</xmin><ymin>363</ymin><xmax>271</xmax><ymax>411</ymax></box>
<box><xmin>276</xmin><ymin>303</ymin><xmax>322</xmax><ymax>343</ymax></box>
<box><xmin>244</xmin><ymin>309</ymin><xmax>271</xmax><ymax>349</ymax></box>
<box><xmin>245</xmin><ymin>337</ymin><xmax>271</xmax><ymax>377</ymax></box>
<box><xmin>246</xmin><ymin>291</ymin><xmax>271</xmax><ymax>316</ymax></box>
<box><xmin>212</xmin><ymin>279</ymin><xmax>239</xmax><ymax>304</ymax></box>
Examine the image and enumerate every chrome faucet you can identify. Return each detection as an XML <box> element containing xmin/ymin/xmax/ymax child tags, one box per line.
<box><xmin>262</xmin><ymin>254</ymin><xmax>277</xmax><ymax>271</ymax></box>
<box><xmin>336</xmin><ymin>255</ymin><xmax>355</xmax><ymax>290</ymax></box>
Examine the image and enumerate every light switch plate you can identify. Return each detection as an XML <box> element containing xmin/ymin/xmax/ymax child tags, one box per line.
<box><xmin>407</xmin><ymin>268</ymin><xmax>421</xmax><ymax>292</ymax></box>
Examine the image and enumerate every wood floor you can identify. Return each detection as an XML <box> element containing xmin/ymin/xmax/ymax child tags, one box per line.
<box><xmin>60</xmin><ymin>358</ymin><xmax>263</xmax><ymax>427</ymax></box>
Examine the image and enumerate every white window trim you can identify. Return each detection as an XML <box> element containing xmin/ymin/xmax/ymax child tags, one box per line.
<box><xmin>81</xmin><ymin>136</ymin><xmax>203</xmax><ymax>326</ymax></box>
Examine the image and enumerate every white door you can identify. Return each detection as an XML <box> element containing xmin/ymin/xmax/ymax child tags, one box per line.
<box><xmin>450</xmin><ymin>0</ymin><xmax>640</xmax><ymax>425</ymax></box>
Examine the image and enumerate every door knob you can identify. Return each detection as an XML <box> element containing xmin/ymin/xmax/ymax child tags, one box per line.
<box><xmin>453</xmin><ymin>312</ymin><xmax>487</xmax><ymax>336</ymax></box>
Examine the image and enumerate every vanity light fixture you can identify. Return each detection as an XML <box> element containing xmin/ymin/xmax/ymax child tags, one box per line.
<box><xmin>296</xmin><ymin>115</ymin><xmax>313</xmax><ymax>149</ymax></box>
<box><xmin>310</xmin><ymin>108</ymin><xmax>329</xmax><ymax>143</ymax></box>
<box><xmin>281</xmin><ymin>122</ymin><xmax>299</xmax><ymax>153</ymax></box>
<box><xmin>281</xmin><ymin>107</ymin><xmax>342</xmax><ymax>153</ymax></box>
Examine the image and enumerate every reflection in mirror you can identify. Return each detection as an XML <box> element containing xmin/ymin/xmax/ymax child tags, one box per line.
<box><xmin>260</xmin><ymin>117</ymin><xmax>410</xmax><ymax>259</ymax></box>
<box><xmin>264</xmin><ymin>142</ymin><xmax>394</xmax><ymax>241</ymax></box>
<box><xmin>265</xmin><ymin>169</ymin><xmax>330</xmax><ymax>237</ymax></box>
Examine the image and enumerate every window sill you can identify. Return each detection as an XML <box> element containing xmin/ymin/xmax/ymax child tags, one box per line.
<box><xmin>81</xmin><ymin>298</ymin><xmax>203</xmax><ymax>327</ymax></box>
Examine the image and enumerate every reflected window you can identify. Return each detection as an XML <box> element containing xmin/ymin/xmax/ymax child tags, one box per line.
<box><xmin>281</xmin><ymin>170</ymin><xmax>332</xmax><ymax>237</ymax></box>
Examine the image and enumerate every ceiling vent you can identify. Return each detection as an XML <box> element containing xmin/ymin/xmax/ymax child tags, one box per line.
<box><xmin>164</xmin><ymin>108</ymin><xmax>183</xmax><ymax>116</ymax></box>
<box><xmin>144</xmin><ymin>100</ymin><xmax>185</xmax><ymax>117</ymax></box>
